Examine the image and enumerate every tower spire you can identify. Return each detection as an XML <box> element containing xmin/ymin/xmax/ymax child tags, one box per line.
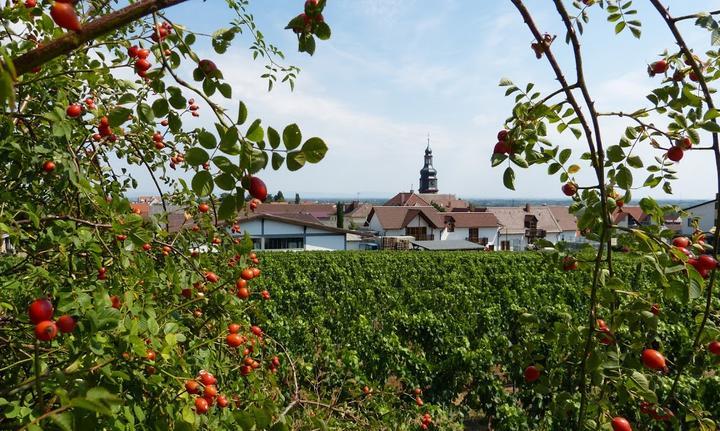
<box><xmin>419</xmin><ymin>135</ymin><xmax>438</xmax><ymax>194</ymax></box>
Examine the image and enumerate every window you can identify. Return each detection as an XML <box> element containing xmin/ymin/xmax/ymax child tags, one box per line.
<box><xmin>468</xmin><ymin>228</ymin><xmax>479</xmax><ymax>242</ymax></box>
<box><xmin>479</xmin><ymin>237</ymin><xmax>488</xmax><ymax>246</ymax></box>
<box><xmin>406</xmin><ymin>227</ymin><xmax>432</xmax><ymax>240</ymax></box>
<box><xmin>251</xmin><ymin>238</ymin><xmax>261</xmax><ymax>249</ymax></box>
<box><xmin>266</xmin><ymin>237</ymin><xmax>304</xmax><ymax>250</ymax></box>
<box><xmin>447</xmin><ymin>222</ymin><xmax>455</xmax><ymax>232</ymax></box>
<box><xmin>500</xmin><ymin>240</ymin><xmax>510</xmax><ymax>251</ymax></box>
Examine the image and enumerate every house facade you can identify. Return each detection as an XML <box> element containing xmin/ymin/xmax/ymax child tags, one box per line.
<box><xmin>366</xmin><ymin>206</ymin><xmax>500</xmax><ymax>248</ymax></box>
<box><xmin>235</xmin><ymin>213</ymin><xmax>357</xmax><ymax>251</ymax></box>
<box><xmin>681</xmin><ymin>200</ymin><xmax>717</xmax><ymax>235</ymax></box>
<box><xmin>488</xmin><ymin>205</ymin><xmax>563</xmax><ymax>251</ymax></box>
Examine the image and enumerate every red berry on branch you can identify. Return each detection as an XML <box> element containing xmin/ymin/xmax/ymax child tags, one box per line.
<box><xmin>50</xmin><ymin>1</ymin><xmax>81</xmax><ymax>32</ymax></box>
<box><xmin>56</xmin><ymin>315</ymin><xmax>76</xmax><ymax>333</ymax></box>
<box><xmin>35</xmin><ymin>320</ymin><xmax>58</xmax><ymax>341</ymax></box>
<box><xmin>641</xmin><ymin>349</ymin><xmax>666</xmax><ymax>370</ymax></box>
<box><xmin>29</xmin><ymin>298</ymin><xmax>54</xmax><ymax>324</ymax></box>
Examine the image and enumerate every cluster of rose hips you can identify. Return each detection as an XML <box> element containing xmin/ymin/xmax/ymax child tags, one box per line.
<box><xmin>65</xmin><ymin>98</ymin><xmax>96</xmax><ymax>119</ymax></box>
<box><xmin>128</xmin><ymin>45</ymin><xmax>152</xmax><ymax>78</ymax></box>
<box><xmin>413</xmin><ymin>387</ymin><xmax>424</xmax><ymax>406</ymax></box>
<box><xmin>225</xmin><ymin>324</ymin><xmax>270</xmax><ymax>376</ymax></box>
<box><xmin>186</xmin><ymin>370</ymin><xmax>232</xmax><ymax>414</ymax></box>
<box><xmin>152</xmin><ymin>131</ymin><xmax>165</xmax><ymax>150</ymax></box>
<box><xmin>236</xmin><ymin>260</ymin><xmax>263</xmax><ymax>300</ymax></box>
<box><xmin>94</xmin><ymin>116</ymin><xmax>117</xmax><ymax>142</ymax></box>
<box><xmin>671</xmin><ymin>235</ymin><xmax>718</xmax><ymax>278</ymax></box>
<box><xmin>561</xmin><ymin>255</ymin><xmax>578</xmax><ymax>271</ymax></box>
<box><xmin>639</xmin><ymin>401</ymin><xmax>675</xmax><ymax>422</ymax></box>
<box><xmin>419</xmin><ymin>411</ymin><xmax>432</xmax><ymax>430</ymax></box>
<box><xmin>170</xmin><ymin>152</ymin><xmax>185</xmax><ymax>169</ymax></box>
<box><xmin>666</xmin><ymin>136</ymin><xmax>693</xmax><ymax>163</ymax></box>
<box><xmin>493</xmin><ymin>129</ymin><xmax>513</xmax><ymax>155</ymax></box>
<box><xmin>97</xmin><ymin>266</ymin><xmax>108</xmax><ymax>280</ymax></box>
<box><xmin>648</xmin><ymin>54</ymin><xmax>706</xmax><ymax>82</ymax></box>
<box><xmin>596</xmin><ymin>319</ymin><xmax>615</xmax><ymax>346</ymax></box>
<box><xmin>188</xmin><ymin>98</ymin><xmax>200</xmax><ymax>117</ymax></box>
<box><xmin>49</xmin><ymin>0</ymin><xmax>81</xmax><ymax>32</ymax></box>
<box><xmin>292</xmin><ymin>0</ymin><xmax>324</xmax><ymax>34</ymax></box>
<box><xmin>151</xmin><ymin>21</ymin><xmax>173</xmax><ymax>43</ymax></box>
<box><xmin>28</xmin><ymin>298</ymin><xmax>76</xmax><ymax>341</ymax></box>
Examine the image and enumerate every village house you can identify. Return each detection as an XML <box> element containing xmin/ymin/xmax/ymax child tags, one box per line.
<box><xmin>488</xmin><ymin>205</ymin><xmax>564</xmax><ymax>251</ymax></box>
<box><xmin>234</xmin><ymin>213</ymin><xmax>361</xmax><ymax>251</ymax></box>
<box><xmin>681</xmin><ymin>200</ymin><xmax>717</xmax><ymax>235</ymax></box>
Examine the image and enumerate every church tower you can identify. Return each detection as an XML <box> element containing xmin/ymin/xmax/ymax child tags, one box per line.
<box><xmin>419</xmin><ymin>139</ymin><xmax>438</xmax><ymax>194</ymax></box>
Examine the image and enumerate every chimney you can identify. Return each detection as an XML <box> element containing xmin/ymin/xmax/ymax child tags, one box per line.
<box><xmin>524</xmin><ymin>203</ymin><xmax>531</xmax><ymax>212</ymax></box>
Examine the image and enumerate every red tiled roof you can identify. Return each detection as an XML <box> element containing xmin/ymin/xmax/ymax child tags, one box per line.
<box><xmin>383</xmin><ymin>193</ymin><xmax>431</xmax><ymax>207</ymax></box>
<box><xmin>236</xmin><ymin>213</ymin><xmax>356</xmax><ymax>234</ymax></box>
<box><xmin>368</xmin><ymin>206</ymin><xmax>444</xmax><ymax>230</ymax></box>
<box><xmin>418</xmin><ymin>193</ymin><xmax>469</xmax><ymax>210</ymax></box>
<box><xmin>613</xmin><ymin>206</ymin><xmax>647</xmax><ymax>224</ymax></box>
<box><xmin>254</xmin><ymin>203</ymin><xmax>336</xmax><ymax>219</ymax></box>
<box><xmin>487</xmin><ymin>206</ymin><xmax>562</xmax><ymax>234</ymax></box>
<box><xmin>547</xmin><ymin>206</ymin><xmax>577</xmax><ymax>232</ymax></box>
<box><xmin>443</xmin><ymin>212</ymin><xmax>499</xmax><ymax>228</ymax></box>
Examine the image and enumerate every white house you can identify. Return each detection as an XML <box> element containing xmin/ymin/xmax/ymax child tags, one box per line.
<box><xmin>682</xmin><ymin>200</ymin><xmax>717</xmax><ymax>235</ymax></box>
<box><xmin>366</xmin><ymin>206</ymin><xmax>500</xmax><ymax>248</ymax></box>
<box><xmin>367</xmin><ymin>206</ymin><xmax>444</xmax><ymax>240</ymax></box>
<box><xmin>488</xmin><ymin>205</ymin><xmax>563</xmax><ymax>251</ymax></box>
<box><xmin>234</xmin><ymin>213</ymin><xmax>359</xmax><ymax>251</ymax></box>
<box><xmin>253</xmin><ymin>203</ymin><xmax>338</xmax><ymax>227</ymax></box>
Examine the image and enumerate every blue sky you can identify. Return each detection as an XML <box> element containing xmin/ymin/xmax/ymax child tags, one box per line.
<box><xmin>129</xmin><ymin>0</ymin><xmax>720</xmax><ymax>200</ymax></box>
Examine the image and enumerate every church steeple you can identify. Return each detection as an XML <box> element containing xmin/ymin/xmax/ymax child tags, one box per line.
<box><xmin>419</xmin><ymin>136</ymin><xmax>438</xmax><ymax>194</ymax></box>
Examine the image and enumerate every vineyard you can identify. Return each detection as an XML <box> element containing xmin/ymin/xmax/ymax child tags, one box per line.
<box><xmin>250</xmin><ymin>251</ymin><xmax>720</xmax><ymax>429</ymax></box>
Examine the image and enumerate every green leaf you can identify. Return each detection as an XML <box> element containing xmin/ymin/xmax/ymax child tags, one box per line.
<box><xmin>168</xmin><ymin>87</ymin><xmax>186</xmax><ymax>109</ymax></box>
<box><xmin>220</xmin><ymin>127</ymin><xmax>241</xmax><ymax>155</ymax></box>
<box><xmin>503</xmin><ymin>167</ymin><xmax>515</xmax><ymax>190</ymax></box>
<box><xmin>246</xmin><ymin>119</ymin><xmax>264</xmax><ymax>142</ymax></box>
<box><xmin>271</xmin><ymin>153</ymin><xmax>285</xmax><ymax>170</ymax></box>
<box><xmin>108</xmin><ymin>107</ymin><xmax>133</xmax><ymax>127</ymax></box>
<box><xmin>283</xmin><ymin>124</ymin><xmax>302</xmax><ymax>150</ymax></box>
<box><xmin>218</xmin><ymin>194</ymin><xmax>236</xmax><ymax>220</ymax></box>
<box><xmin>215</xmin><ymin>173</ymin><xmax>236</xmax><ymax>191</ymax></box>
<box><xmin>197</xmin><ymin>130</ymin><xmax>217</xmax><ymax>150</ymax></box>
<box><xmin>185</xmin><ymin>148</ymin><xmax>209</xmax><ymax>166</ymax></box>
<box><xmin>137</xmin><ymin>103</ymin><xmax>154</xmax><ymax>123</ymax></box>
<box><xmin>607</xmin><ymin>145</ymin><xmax>625</xmax><ymax>163</ymax></box>
<box><xmin>212</xmin><ymin>156</ymin><xmax>239</xmax><ymax>175</ymax></box>
<box><xmin>558</xmin><ymin>148</ymin><xmax>571</xmax><ymax>164</ymax></box>
<box><xmin>151</xmin><ymin>99</ymin><xmax>169</xmax><ymax>118</ymax></box>
<box><xmin>237</xmin><ymin>101</ymin><xmax>248</xmax><ymax>125</ymax></box>
<box><xmin>192</xmin><ymin>171</ymin><xmax>214</xmax><ymax>197</ymax></box>
<box><xmin>627</xmin><ymin>155</ymin><xmax>643</xmax><ymax>168</ymax></box>
<box><xmin>267</xmin><ymin>127</ymin><xmax>281</xmax><ymax>149</ymax></box>
<box><xmin>301</xmin><ymin>137</ymin><xmax>328</xmax><ymax>163</ymax></box>
<box><xmin>616</xmin><ymin>165</ymin><xmax>633</xmax><ymax>190</ymax></box>
<box><xmin>218</xmin><ymin>83</ymin><xmax>232</xmax><ymax>99</ymax></box>
<box><xmin>287</xmin><ymin>151</ymin><xmax>306</xmax><ymax>171</ymax></box>
<box><xmin>202</xmin><ymin>78</ymin><xmax>216</xmax><ymax>96</ymax></box>
<box><xmin>314</xmin><ymin>22</ymin><xmax>331</xmax><ymax>40</ymax></box>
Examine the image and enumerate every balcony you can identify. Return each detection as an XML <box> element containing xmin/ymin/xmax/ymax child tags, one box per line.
<box><xmin>525</xmin><ymin>228</ymin><xmax>546</xmax><ymax>238</ymax></box>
